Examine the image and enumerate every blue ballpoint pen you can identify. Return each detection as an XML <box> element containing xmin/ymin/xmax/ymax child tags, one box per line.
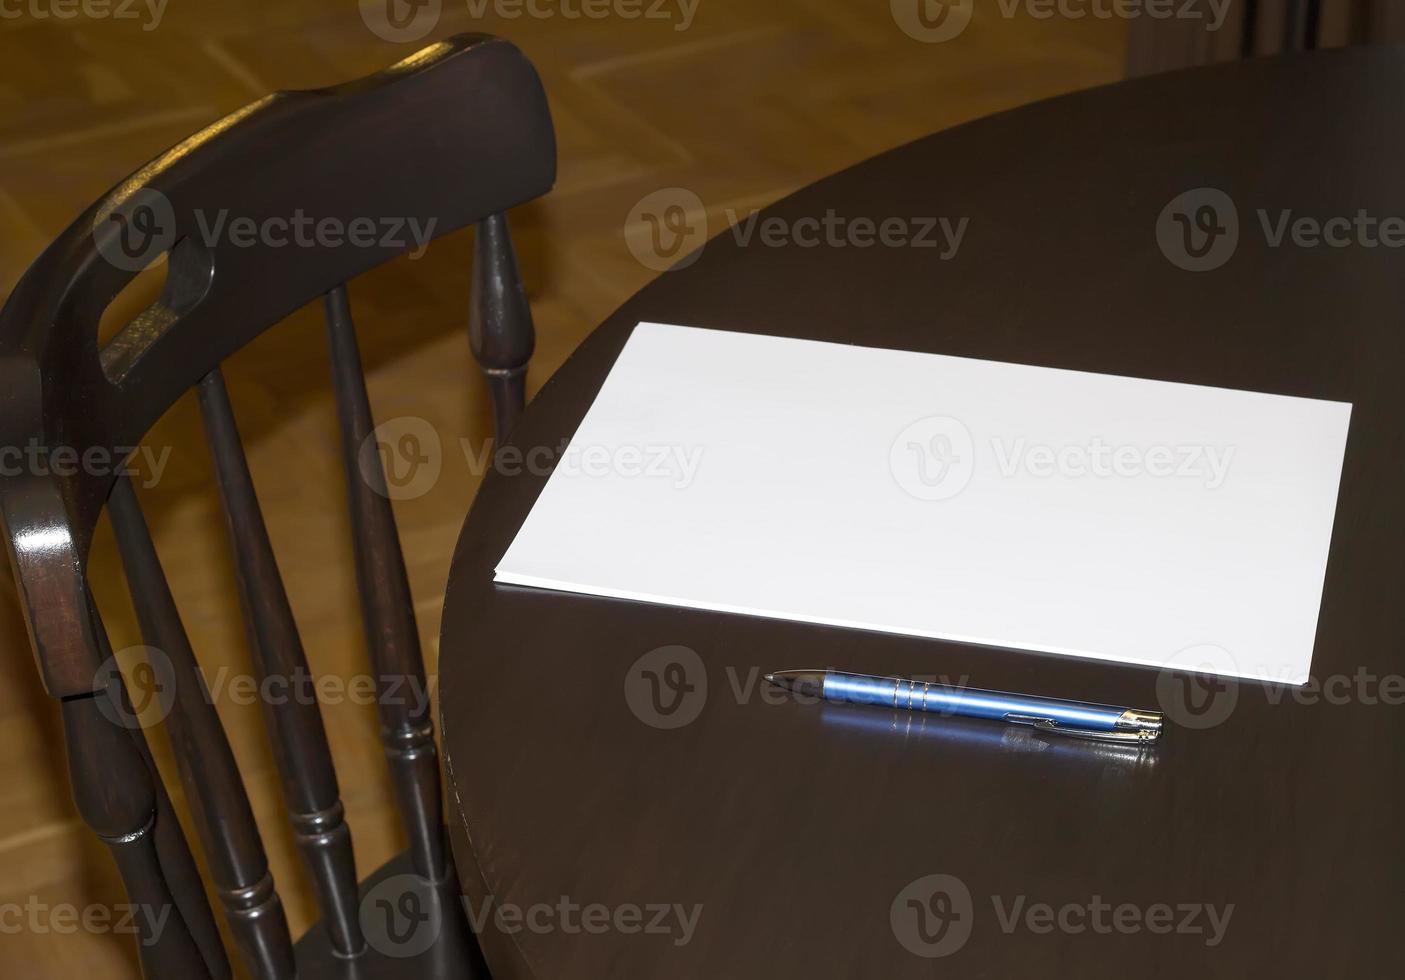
<box><xmin>764</xmin><ymin>669</ymin><xmax>1163</xmax><ymax>743</ymax></box>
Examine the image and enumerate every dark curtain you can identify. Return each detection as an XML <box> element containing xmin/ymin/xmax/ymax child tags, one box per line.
<box><xmin>1126</xmin><ymin>0</ymin><xmax>1405</xmax><ymax>77</ymax></box>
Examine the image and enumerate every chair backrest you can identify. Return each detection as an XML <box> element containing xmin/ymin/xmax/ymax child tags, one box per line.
<box><xmin>0</xmin><ymin>34</ymin><xmax>554</xmax><ymax>979</ymax></box>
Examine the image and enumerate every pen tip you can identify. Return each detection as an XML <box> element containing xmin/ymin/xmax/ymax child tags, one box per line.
<box><xmin>763</xmin><ymin>670</ymin><xmax>825</xmax><ymax>697</ymax></box>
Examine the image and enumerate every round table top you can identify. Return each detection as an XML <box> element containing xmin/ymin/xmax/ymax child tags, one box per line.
<box><xmin>440</xmin><ymin>47</ymin><xmax>1405</xmax><ymax>977</ymax></box>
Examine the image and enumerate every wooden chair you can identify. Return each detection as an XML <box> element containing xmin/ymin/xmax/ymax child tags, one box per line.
<box><xmin>0</xmin><ymin>34</ymin><xmax>552</xmax><ymax>979</ymax></box>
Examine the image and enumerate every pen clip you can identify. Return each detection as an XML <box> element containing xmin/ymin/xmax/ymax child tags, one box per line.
<box><xmin>1004</xmin><ymin>713</ymin><xmax>1161</xmax><ymax>745</ymax></box>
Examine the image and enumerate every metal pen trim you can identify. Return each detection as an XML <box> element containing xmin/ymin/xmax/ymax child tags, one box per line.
<box><xmin>1005</xmin><ymin>713</ymin><xmax>1162</xmax><ymax>743</ymax></box>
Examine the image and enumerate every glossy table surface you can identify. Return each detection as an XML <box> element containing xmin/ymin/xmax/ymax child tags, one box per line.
<box><xmin>440</xmin><ymin>48</ymin><xmax>1405</xmax><ymax>978</ymax></box>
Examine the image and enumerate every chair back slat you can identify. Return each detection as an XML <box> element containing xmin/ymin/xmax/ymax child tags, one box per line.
<box><xmin>469</xmin><ymin>212</ymin><xmax>536</xmax><ymax>444</ymax></box>
<box><xmin>108</xmin><ymin>476</ymin><xmax>297</xmax><ymax>979</ymax></box>
<box><xmin>61</xmin><ymin>676</ymin><xmax>212</xmax><ymax>977</ymax></box>
<box><xmin>325</xmin><ymin>284</ymin><xmax>447</xmax><ymax>881</ymax></box>
<box><xmin>87</xmin><ymin>594</ymin><xmax>232</xmax><ymax>978</ymax></box>
<box><xmin>197</xmin><ymin>368</ymin><xmax>365</xmax><ymax>957</ymax></box>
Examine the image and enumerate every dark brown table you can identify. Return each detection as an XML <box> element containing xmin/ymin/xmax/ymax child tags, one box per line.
<box><xmin>440</xmin><ymin>48</ymin><xmax>1405</xmax><ymax>978</ymax></box>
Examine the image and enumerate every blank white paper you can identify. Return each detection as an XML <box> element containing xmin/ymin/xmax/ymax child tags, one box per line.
<box><xmin>496</xmin><ymin>322</ymin><xmax>1352</xmax><ymax>685</ymax></box>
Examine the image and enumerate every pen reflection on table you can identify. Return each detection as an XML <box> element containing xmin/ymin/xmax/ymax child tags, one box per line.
<box><xmin>817</xmin><ymin>703</ymin><xmax>1161</xmax><ymax>770</ymax></box>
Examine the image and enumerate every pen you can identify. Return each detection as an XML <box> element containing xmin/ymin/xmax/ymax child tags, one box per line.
<box><xmin>764</xmin><ymin>669</ymin><xmax>1163</xmax><ymax>743</ymax></box>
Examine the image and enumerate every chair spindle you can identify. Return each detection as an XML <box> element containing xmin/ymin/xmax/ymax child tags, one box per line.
<box><xmin>108</xmin><ymin>476</ymin><xmax>297</xmax><ymax>980</ymax></box>
<box><xmin>61</xmin><ymin>685</ymin><xmax>211</xmax><ymax>979</ymax></box>
<box><xmin>469</xmin><ymin>212</ymin><xmax>535</xmax><ymax>445</ymax></box>
<box><xmin>196</xmin><ymin>369</ymin><xmax>365</xmax><ymax>958</ymax></box>
<box><xmin>86</xmin><ymin>593</ymin><xmax>231</xmax><ymax>980</ymax></box>
<box><xmin>324</xmin><ymin>284</ymin><xmax>448</xmax><ymax>882</ymax></box>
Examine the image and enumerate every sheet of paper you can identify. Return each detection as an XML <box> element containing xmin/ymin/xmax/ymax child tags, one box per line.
<box><xmin>496</xmin><ymin>322</ymin><xmax>1352</xmax><ymax>685</ymax></box>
